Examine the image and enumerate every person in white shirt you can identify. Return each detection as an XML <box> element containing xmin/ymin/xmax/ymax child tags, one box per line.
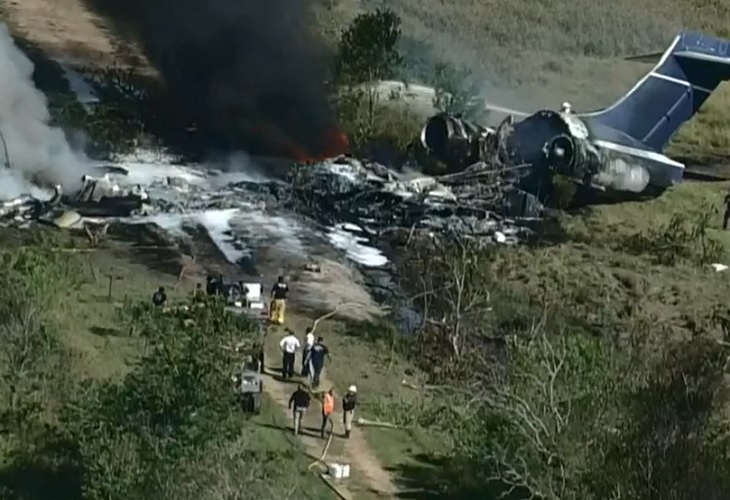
<box><xmin>279</xmin><ymin>332</ymin><xmax>300</xmax><ymax>379</ymax></box>
<box><xmin>302</xmin><ymin>326</ymin><xmax>315</xmax><ymax>376</ymax></box>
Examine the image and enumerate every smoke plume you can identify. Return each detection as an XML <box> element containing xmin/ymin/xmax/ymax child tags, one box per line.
<box><xmin>83</xmin><ymin>0</ymin><xmax>344</xmax><ymax>159</ymax></box>
<box><xmin>0</xmin><ymin>24</ymin><xmax>91</xmax><ymax>200</ymax></box>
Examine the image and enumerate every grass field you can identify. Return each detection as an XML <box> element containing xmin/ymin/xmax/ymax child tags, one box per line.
<box><xmin>1</xmin><ymin>0</ymin><xmax>730</xmax><ymax>495</ymax></box>
<box><xmin>0</xmin><ymin>225</ymin><xmax>335</xmax><ymax>499</ymax></box>
<box><xmin>329</xmin><ymin>0</ymin><xmax>730</xmax><ymax>160</ymax></box>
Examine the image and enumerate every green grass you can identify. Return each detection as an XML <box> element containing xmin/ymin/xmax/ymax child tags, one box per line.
<box><xmin>483</xmin><ymin>181</ymin><xmax>730</xmax><ymax>342</ymax></box>
<box><xmin>0</xmin><ymin>225</ymin><xmax>335</xmax><ymax>499</ymax></box>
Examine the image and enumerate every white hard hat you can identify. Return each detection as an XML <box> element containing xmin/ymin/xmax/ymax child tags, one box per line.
<box><xmin>348</xmin><ymin>385</ymin><xmax>357</xmax><ymax>393</ymax></box>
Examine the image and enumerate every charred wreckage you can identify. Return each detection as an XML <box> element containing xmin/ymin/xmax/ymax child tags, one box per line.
<box><xmin>4</xmin><ymin>30</ymin><xmax>730</xmax><ymax>248</ymax></box>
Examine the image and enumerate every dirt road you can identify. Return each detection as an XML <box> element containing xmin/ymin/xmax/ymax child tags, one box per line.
<box><xmin>263</xmin><ymin>314</ymin><xmax>400</xmax><ymax>499</ymax></box>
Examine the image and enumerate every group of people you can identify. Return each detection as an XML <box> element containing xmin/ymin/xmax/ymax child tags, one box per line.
<box><xmin>288</xmin><ymin>383</ymin><xmax>359</xmax><ymax>439</ymax></box>
<box><xmin>279</xmin><ymin>327</ymin><xmax>329</xmax><ymax>388</ymax></box>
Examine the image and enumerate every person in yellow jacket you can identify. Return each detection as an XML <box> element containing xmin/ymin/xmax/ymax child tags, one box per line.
<box><xmin>269</xmin><ymin>275</ymin><xmax>289</xmax><ymax>325</ymax></box>
<box><xmin>321</xmin><ymin>388</ymin><xmax>335</xmax><ymax>438</ymax></box>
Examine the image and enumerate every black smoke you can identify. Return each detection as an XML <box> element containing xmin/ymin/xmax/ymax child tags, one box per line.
<box><xmin>81</xmin><ymin>0</ymin><xmax>341</xmax><ymax>158</ymax></box>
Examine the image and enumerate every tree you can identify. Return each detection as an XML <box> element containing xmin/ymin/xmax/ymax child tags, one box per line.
<box><xmin>431</xmin><ymin>62</ymin><xmax>482</xmax><ymax>118</ymax></box>
<box><xmin>447</xmin><ymin>324</ymin><xmax>623</xmax><ymax>500</ymax></box>
<box><xmin>62</xmin><ymin>298</ymin><xmax>259</xmax><ymax>500</ymax></box>
<box><xmin>399</xmin><ymin>235</ymin><xmax>494</xmax><ymax>381</ymax></box>
<box><xmin>336</xmin><ymin>8</ymin><xmax>404</xmax><ymax>142</ymax></box>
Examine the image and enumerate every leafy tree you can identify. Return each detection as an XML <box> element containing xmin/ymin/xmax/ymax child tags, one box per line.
<box><xmin>336</xmin><ymin>8</ymin><xmax>404</xmax><ymax>143</ymax></box>
<box><xmin>63</xmin><ymin>298</ymin><xmax>259</xmax><ymax>500</ymax></box>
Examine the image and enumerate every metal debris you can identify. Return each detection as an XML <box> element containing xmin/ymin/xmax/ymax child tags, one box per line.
<box><xmin>284</xmin><ymin>155</ymin><xmax>541</xmax><ymax>246</ymax></box>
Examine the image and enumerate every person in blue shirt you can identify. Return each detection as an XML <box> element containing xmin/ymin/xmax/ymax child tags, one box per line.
<box><xmin>307</xmin><ymin>336</ymin><xmax>330</xmax><ymax>389</ymax></box>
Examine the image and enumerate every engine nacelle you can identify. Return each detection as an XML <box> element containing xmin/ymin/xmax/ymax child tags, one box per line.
<box><xmin>420</xmin><ymin>113</ymin><xmax>493</xmax><ymax>169</ymax></box>
<box><xmin>418</xmin><ymin>110</ymin><xmax>653</xmax><ymax>196</ymax></box>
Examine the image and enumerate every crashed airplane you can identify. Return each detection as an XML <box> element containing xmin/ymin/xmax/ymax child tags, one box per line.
<box><xmin>420</xmin><ymin>31</ymin><xmax>730</xmax><ymax>199</ymax></box>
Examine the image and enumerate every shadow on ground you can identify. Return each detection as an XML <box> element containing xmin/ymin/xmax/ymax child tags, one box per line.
<box><xmin>106</xmin><ymin>223</ymin><xmax>186</xmax><ymax>277</ymax></box>
<box><xmin>89</xmin><ymin>325</ymin><xmax>121</xmax><ymax>336</ymax></box>
<box><xmin>389</xmin><ymin>453</ymin><xmax>514</xmax><ymax>499</ymax></box>
<box><xmin>0</xmin><ymin>440</ymin><xmax>81</xmax><ymax>500</ymax></box>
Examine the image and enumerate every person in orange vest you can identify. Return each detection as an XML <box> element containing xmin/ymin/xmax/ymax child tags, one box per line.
<box><xmin>321</xmin><ymin>388</ymin><xmax>335</xmax><ymax>438</ymax></box>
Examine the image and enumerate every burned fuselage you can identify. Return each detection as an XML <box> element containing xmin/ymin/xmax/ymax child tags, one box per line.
<box><xmin>420</xmin><ymin>110</ymin><xmax>684</xmax><ymax>200</ymax></box>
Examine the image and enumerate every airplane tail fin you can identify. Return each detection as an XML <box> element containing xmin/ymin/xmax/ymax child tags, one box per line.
<box><xmin>584</xmin><ymin>32</ymin><xmax>730</xmax><ymax>151</ymax></box>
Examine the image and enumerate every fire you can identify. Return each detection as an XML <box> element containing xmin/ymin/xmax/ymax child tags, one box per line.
<box><xmin>254</xmin><ymin>124</ymin><xmax>350</xmax><ymax>163</ymax></box>
<box><xmin>290</xmin><ymin>129</ymin><xmax>349</xmax><ymax>163</ymax></box>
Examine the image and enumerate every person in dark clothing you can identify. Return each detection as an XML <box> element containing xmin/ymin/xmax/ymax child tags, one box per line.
<box><xmin>308</xmin><ymin>337</ymin><xmax>330</xmax><ymax>389</ymax></box>
<box><xmin>238</xmin><ymin>281</ymin><xmax>250</xmax><ymax>307</ymax></box>
<box><xmin>288</xmin><ymin>384</ymin><xmax>311</xmax><ymax>436</ymax></box>
<box><xmin>206</xmin><ymin>275</ymin><xmax>220</xmax><ymax>296</ymax></box>
<box><xmin>152</xmin><ymin>286</ymin><xmax>167</xmax><ymax>307</ymax></box>
<box><xmin>269</xmin><ymin>275</ymin><xmax>289</xmax><ymax>325</ymax></box>
<box><xmin>723</xmin><ymin>193</ymin><xmax>730</xmax><ymax>229</ymax></box>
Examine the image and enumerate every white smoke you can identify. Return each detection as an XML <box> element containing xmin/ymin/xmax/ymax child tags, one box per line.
<box><xmin>0</xmin><ymin>23</ymin><xmax>91</xmax><ymax>200</ymax></box>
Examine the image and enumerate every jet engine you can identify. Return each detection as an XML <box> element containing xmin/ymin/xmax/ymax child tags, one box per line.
<box><xmin>419</xmin><ymin>110</ymin><xmax>651</xmax><ymax>195</ymax></box>
<box><xmin>420</xmin><ymin>113</ymin><xmax>493</xmax><ymax>169</ymax></box>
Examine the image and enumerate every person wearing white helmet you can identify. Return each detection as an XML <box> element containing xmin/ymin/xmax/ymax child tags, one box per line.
<box><xmin>560</xmin><ymin>101</ymin><xmax>573</xmax><ymax>114</ymax></box>
<box><xmin>342</xmin><ymin>385</ymin><xmax>358</xmax><ymax>438</ymax></box>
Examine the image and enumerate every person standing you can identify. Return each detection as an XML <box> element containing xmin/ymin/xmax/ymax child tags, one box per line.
<box><xmin>288</xmin><ymin>384</ymin><xmax>311</xmax><ymax>436</ymax></box>
<box><xmin>723</xmin><ymin>193</ymin><xmax>730</xmax><ymax>230</ymax></box>
<box><xmin>279</xmin><ymin>331</ymin><xmax>300</xmax><ymax>379</ymax></box>
<box><xmin>152</xmin><ymin>286</ymin><xmax>167</xmax><ymax>307</ymax></box>
<box><xmin>269</xmin><ymin>275</ymin><xmax>289</xmax><ymax>325</ymax></box>
<box><xmin>302</xmin><ymin>326</ymin><xmax>315</xmax><ymax>376</ymax></box>
<box><xmin>321</xmin><ymin>388</ymin><xmax>335</xmax><ymax>438</ymax></box>
<box><xmin>308</xmin><ymin>336</ymin><xmax>330</xmax><ymax>389</ymax></box>
<box><xmin>342</xmin><ymin>385</ymin><xmax>358</xmax><ymax>438</ymax></box>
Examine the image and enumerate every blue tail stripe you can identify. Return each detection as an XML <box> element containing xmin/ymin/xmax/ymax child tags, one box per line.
<box><xmin>582</xmin><ymin>32</ymin><xmax>730</xmax><ymax>152</ymax></box>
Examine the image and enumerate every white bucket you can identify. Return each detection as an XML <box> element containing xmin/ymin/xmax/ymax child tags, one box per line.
<box><xmin>330</xmin><ymin>463</ymin><xmax>343</xmax><ymax>479</ymax></box>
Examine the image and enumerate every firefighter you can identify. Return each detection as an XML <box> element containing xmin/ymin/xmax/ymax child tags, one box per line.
<box><xmin>269</xmin><ymin>275</ymin><xmax>289</xmax><ymax>325</ymax></box>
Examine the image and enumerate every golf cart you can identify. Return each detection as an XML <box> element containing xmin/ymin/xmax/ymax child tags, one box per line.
<box><xmin>207</xmin><ymin>275</ymin><xmax>268</xmax><ymax>322</ymax></box>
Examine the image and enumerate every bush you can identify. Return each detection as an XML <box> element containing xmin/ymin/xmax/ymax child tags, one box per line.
<box><xmin>621</xmin><ymin>207</ymin><xmax>722</xmax><ymax>265</ymax></box>
<box><xmin>62</xmin><ymin>299</ymin><xmax>256</xmax><ymax>499</ymax></box>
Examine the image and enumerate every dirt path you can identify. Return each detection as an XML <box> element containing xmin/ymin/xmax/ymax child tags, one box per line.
<box><xmin>263</xmin><ymin>317</ymin><xmax>400</xmax><ymax>499</ymax></box>
<box><xmin>3</xmin><ymin>0</ymin><xmax>144</xmax><ymax>66</ymax></box>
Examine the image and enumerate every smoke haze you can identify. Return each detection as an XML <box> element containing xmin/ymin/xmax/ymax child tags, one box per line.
<box><xmin>82</xmin><ymin>0</ymin><xmax>341</xmax><ymax>159</ymax></box>
<box><xmin>0</xmin><ymin>23</ymin><xmax>90</xmax><ymax>200</ymax></box>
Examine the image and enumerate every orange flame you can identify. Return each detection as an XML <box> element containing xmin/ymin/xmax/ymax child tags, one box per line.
<box><xmin>289</xmin><ymin>129</ymin><xmax>350</xmax><ymax>163</ymax></box>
